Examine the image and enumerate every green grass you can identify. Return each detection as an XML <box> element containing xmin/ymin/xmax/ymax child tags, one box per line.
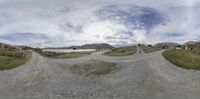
<box><xmin>163</xmin><ymin>49</ymin><xmax>200</xmax><ymax>70</ymax></box>
<box><xmin>141</xmin><ymin>46</ymin><xmax>163</xmax><ymax>53</ymax></box>
<box><xmin>104</xmin><ymin>46</ymin><xmax>136</xmax><ymax>56</ymax></box>
<box><xmin>69</xmin><ymin>60</ymin><xmax>118</xmax><ymax>77</ymax></box>
<box><xmin>0</xmin><ymin>50</ymin><xmax>32</xmax><ymax>70</ymax></box>
<box><xmin>54</xmin><ymin>52</ymin><xmax>91</xmax><ymax>59</ymax></box>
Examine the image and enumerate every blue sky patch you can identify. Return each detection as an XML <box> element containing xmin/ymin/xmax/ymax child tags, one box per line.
<box><xmin>0</xmin><ymin>33</ymin><xmax>49</xmax><ymax>43</ymax></box>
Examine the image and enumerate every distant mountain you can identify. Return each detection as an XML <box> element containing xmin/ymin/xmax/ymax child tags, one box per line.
<box><xmin>45</xmin><ymin>43</ymin><xmax>114</xmax><ymax>49</ymax></box>
<box><xmin>183</xmin><ymin>41</ymin><xmax>200</xmax><ymax>48</ymax></box>
<box><xmin>183</xmin><ymin>41</ymin><xmax>199</xmax><ymax>46</ymax></box>
<box><xmin>0</xmin><ymin>42</ymin><xmax>14</xmax><ymax>49</ymax></box>
<box><xmin>80</xmin><ymin>43</ymin><xmax>114</xmax><ymax>49</ymax></box>
<box><xmin>155</xmin><ymin>42</ymin><xmax>179</xmax><ymax>49</ymax></box>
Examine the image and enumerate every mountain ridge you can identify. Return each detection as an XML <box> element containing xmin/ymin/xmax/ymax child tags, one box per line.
<box><xmin>44</xmin><ymin>43</ymin><xmax>114</xmax><ymax>49</ymax></box>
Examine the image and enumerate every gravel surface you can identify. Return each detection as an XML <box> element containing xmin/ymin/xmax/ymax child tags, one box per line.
<box><xmin>0</xmin><ymin>46</ymin><xmax>200</xmax><ymax>99</ymax></box>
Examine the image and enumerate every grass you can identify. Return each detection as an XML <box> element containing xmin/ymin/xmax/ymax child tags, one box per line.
<box><xmin>0</xmin><ymin>49</ymin><xmax>32</xmax><ymax>70</ymax></box>
<box><xmin>69</xmin><ymin>60</ymin><xmax>118</xmax><ymax>77</ymax></box>
<box><xmin>104</xmin><ymin>46</ymin><xmax>136</xmax><ymax>56</ymax></box>
<box><xmin>140</xmin><ymin>46</ymin><xmax>163</xmax><ymax>53</ymax></box>
<box><xmin>163</xmin><ymin>49</ymin><xmax>200</xmax><ymax>70</ymax></box>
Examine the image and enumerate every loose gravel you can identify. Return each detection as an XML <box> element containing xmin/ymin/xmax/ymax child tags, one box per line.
<box><xmin>0</xmin><ymin>47</ymin><xmax>200</xmax><ymax>99</ymax></box>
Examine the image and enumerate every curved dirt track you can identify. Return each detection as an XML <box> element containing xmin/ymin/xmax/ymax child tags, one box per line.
<box><xmin>0</xmin><ymin>47</ymin><xmax>200</xmax><ymax>99</ymax></box>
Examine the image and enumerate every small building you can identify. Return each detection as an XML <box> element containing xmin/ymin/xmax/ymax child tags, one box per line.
<box><xmin>175</xmin><ymin>45</ymin><xmax>182</xmax><ymax>50</ymax></box>
<box><xmin>72</xmin><ymin>47</ymin><xmax>77</xmax><ymax>50</ymax></box>
<box><xmin>162</xmin><ymin>45</ymin><xmax>169</xmax><ymax>49</ymax></box>
<box><xmin>175</xmin><ymin>47</ymin><xmax>182</xmax><ymax>50</ymax></box>
<box><xmin>184</xmin><ymin>46</ymin><xmax>189</xmax><ymax>50</ymax></box>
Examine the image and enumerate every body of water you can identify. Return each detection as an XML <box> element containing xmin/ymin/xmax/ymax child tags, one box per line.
<box><xmin>42</xmin><ymin>49</ymin><xmax>96</xmax><ymax>53</ymax></box>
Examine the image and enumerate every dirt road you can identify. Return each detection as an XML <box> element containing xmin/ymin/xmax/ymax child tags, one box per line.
<box><xmin>0</xmin><ymin>47</ymin><xmax>200</xmax><ymax>99</ymax></box>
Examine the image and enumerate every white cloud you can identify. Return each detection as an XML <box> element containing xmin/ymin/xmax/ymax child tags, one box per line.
<box><xmin>0</xmin><ymin>0</ymin><xmax>200</xmax><ymax>47</ymax></box>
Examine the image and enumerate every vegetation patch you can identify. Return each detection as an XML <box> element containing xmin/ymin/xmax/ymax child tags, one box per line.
<box><xmin>140</xmin><ymin>45</ymin><xmax>163</xmax><ymax>53</ymax></box>
<box><xmin>163</xmin><ymin>49</ymin><xmax>200</xmax><ymax>70</ymax></box>
<box><xmin>104</xmin><ymin>46</ymin><xmax>136</xmax><ymax>56</ymax></box>
<box><xmin>69</xmin><ymin>60</ymin><xmax>118</xmax><ymax>77</ymax></box>
<box><xmin>0</xmin><ymin>49</ymin><xmax>32</xmax><ymax>70</ymax></box>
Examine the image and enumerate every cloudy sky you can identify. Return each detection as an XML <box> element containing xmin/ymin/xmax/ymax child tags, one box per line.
<box><xmin>0</xmin><ymin>0</ymin><xmax>200</xmax><ymax>47</ymax></box>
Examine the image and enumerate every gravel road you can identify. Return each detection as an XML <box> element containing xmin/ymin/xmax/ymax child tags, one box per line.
<box><xmin>0</xmin><ymin>47</ymin><xmax>200</xmax><ymax>99</ymax></box>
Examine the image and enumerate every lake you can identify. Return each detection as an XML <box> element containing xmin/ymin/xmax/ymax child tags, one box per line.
<box><xmin>42</xmin><ymin>49</ymin><xmax>96</xmax><ymax>53</ymax></box>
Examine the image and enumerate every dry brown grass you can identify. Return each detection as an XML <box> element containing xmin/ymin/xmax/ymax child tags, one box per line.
<box><xmin>140</xmin><ymin>46</ymin><xmax>163</xmax><ymax>53</ymax></box>
<box><xmin>104</xmin><ymin>46</ymin><xmax>136</xmax><ymax>56</ymax></box>
<box><xmin>69</xmin><ymin>60</ymin><xmax>118</xmax><ymax>77</ymax></box>
<box><xmin>0</xmin><ymin>50</ymin><xmax>32</xmax><ymax>70</ymax></box>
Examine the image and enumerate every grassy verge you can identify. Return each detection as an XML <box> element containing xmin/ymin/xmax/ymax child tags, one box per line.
<box><xmin>140</xmin><ymin>46</ymin><xmax>163</xmax><ymax>53</ymax></box>
<box><xmin>104</xmin><ymin>46</ymin><xmax>136</xmax><ymax>56</ymax></box>
<box><xmin>163</xmin><ymin>49</ymin><xmax>200</xmax><ymax>70</ymax></box>
<box><xmin>69</xmin><ymin>60</ymin><xmax>118</xmax><ymax>77</ymax></box>
<box><xmin>0</xmin><ymin>50</ymin><xmax>32</xmax><ymax>70</ymax></box>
